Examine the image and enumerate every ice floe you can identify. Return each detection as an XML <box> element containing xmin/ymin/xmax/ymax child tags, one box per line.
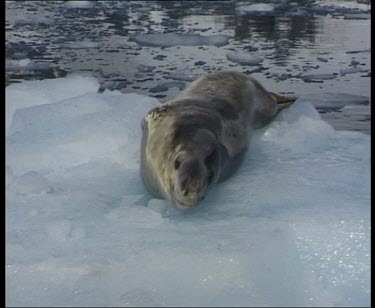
<box><xmin>6</xmin><ymin>76</ymin><xmax>370</xmax><ymax>307</ymax></box>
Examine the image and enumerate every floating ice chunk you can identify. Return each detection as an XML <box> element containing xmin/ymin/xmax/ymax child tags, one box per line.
<box><xmin>340</xmin><ymin>67</ymin><xmax>365</xmax><ymax>75</ymax></box>
<box><xmin>160</xmin><ymin>19</ymin><xmax>179</xmax><ymax>27</ymax></box>
<box><xmin>133</xmin><ymin>33</ymin><xmax>230</xmax><ymax>47</ymax></box>
<box><xmin>98</xmin><ymin>80</ymin><xmax>129</xmax><ymax>92</ymax></box>
<box><xmin>165</xmin><ymin>71</ymin><xmax>202</xmax><ymax>81</ymax></box>
<box><xmin>344</xmin><ymin>13</ymin><xmax>370</xmax><ymax>19</ymax></box>
<box><xmin>346</xmin><ymin>49</ymin><xmax>370</xmax><ymax>54</ymax></box>
<box><xmin>301</xmin><ymin>74</ymin><xmax>337</xmax><ymax>82</ymax></box>
<box><xmin>298</xmin><ymin>92</ymin><xmax>369</xmax><ymax>110</ymax></box>
<box><xmin>149</xmin><ymin>81</ymin><xmax>185</xmax><ymax>93</ymax></box>
<box><xmin>236</xmin><ymin>3</ymin><xmax>275</xmax><ymax>15</ymax></box>
<box><xmin>226</xmin><ymin>51</ymin><xmax>263</xmax><ymax>65</ymax></box>
<box><xmin>137</xmin><ymin>64</ymin><xmax>156</xmax><ymax>73</ymax></box>
<box><xmin>12</xmin><ymin>17</ymin><xmax>54</xmax><ymax>26</ymax></box>
<box><xmin>153</xmin><ymin>54</ymin><xmax>167</xmax><ymax>60</ymax></box>
<box><xmin>204</xmin><ymin>34</ymin><xmax>230</xmax><ymax>47</ymax></box>
<box><xmin>9</xmin><ymin>51</ymin><xmax>29</xmax><ymax>60</ymax></box>
<box><xmin>7</xmin><ymin>58</ymin><xmax>31</xmax><ymax>68</ymax></box>
<box><xmin>61</xmin><ymin>41</ymin><xmax>103</xmax><ymax>49</ymax></box>
<box><xmin>64</xmin><ymin>1</ymin><xmax>94</xmax><ymax>9</ymax></box>
<box><xmin>9</xmin><ymin>171</ymin><xmax>53</xmax><ymax>195</ymax></box>
<box><xmin>313</xmin><ymin>0</ymin><xmax>371</xmax><ymax>10</ymax></box>
<box><xmin>6</xmin><ymin>59</ymin><xmax>51</xmax><ymax>72</ymax></box>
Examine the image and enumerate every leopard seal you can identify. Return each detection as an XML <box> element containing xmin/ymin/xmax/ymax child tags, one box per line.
<box><xmin>140</xmin><ymin>71</ymin><xmax>297</xmax><ymax>209</ymax></box>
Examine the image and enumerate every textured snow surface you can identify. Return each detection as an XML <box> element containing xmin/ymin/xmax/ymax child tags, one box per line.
<box><xmin>6</xmin><ymin>76</ymin><xmax>370</xmax><ymax>307</ymax></box>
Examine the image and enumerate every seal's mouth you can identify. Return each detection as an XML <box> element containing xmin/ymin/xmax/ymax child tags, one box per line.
<box><xmin>170</xmin><ymin>191</ymin><xmax>202</xmax><ymax>210</ymax></box>
<box><xmin>173</xmin><ymin>197</ymin><xmax>199</xmax><ymax>209</ymax></box>
<box><xmin>174</xmin><ymin>202</ymin><xmax>196</xmax><ymax>210</ymax></box>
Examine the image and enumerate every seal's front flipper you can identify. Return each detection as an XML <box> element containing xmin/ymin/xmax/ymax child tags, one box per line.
<box><xmin>217</xmin><ymin>144</ymin><xmax>247</xmax><ymax>183</ymax></box>
<box><xmin>270</xmin><ymin>92</ymin><xmax>298</xmax><ymax>112</ymax></box>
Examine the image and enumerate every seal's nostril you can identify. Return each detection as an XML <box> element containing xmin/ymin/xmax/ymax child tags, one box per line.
<box><xmin>183</xmin><ymin>189</ymin><xmax>189</xmax><ymax>196</ymax></box>
<box><xmin>180</xmin><ymin>178</ymin><xmax>188</xmax><ymax>191</ymax></box>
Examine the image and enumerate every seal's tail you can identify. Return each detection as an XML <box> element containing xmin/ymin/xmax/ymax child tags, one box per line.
<box><xmin>270</xmin><ymin>92</ymin><xmax>298</xmax><ymax>112</ymax></box>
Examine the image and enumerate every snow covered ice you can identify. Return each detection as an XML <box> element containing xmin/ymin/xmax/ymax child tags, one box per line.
<box><xmin>6</xmin><ymin>76</ymin><xmax>370</xmax><ymax>307</ymax></box>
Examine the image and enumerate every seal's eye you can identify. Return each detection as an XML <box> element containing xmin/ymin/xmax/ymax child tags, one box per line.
<box><xmin>205</xmin><ymin>148</ymin><xmax>216</xmax><ymax>166</ymax></box>
<box><xmin>207</xmin><ymin>170</ymin><xmax>214</xmax><ymax>185</ymax></box>
<box><xmin>174</xmin><ymin>158</ymin><xmax>181</xmax><ymax>170</ymax></box>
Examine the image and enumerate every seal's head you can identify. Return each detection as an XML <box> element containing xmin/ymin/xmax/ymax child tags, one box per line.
<box><xmin>169</xmin><ymin>129</ymin><xmax>222</xmax><ymax>209</ymax></box>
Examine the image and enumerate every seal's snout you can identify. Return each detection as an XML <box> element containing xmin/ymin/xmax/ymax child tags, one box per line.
<box><xmin>173</xmin><ymin>157</ymin><xmax>207</xmax><ymax>207</ymax></box>
<box><xmin>179</xmin><ymin>175</ymin><xmax>199</xmax><ymax>195</ymax></box>
<box><xmin>178</xmin><ymin>173</ymin><xmax>201</xmax><ymax>200</ymax></box>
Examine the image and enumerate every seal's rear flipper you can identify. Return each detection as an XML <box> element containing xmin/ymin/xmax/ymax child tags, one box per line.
<box><xmin>270</xmin><ymin>92</ymin><xmax>298</xmax><ymax>112</ymax></box>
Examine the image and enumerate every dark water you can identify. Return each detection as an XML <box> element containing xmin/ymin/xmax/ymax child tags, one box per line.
<box><xmin>5</xmin><ymin>0</ymin><xmax>371</xmax><ymax>133</ymax></box>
